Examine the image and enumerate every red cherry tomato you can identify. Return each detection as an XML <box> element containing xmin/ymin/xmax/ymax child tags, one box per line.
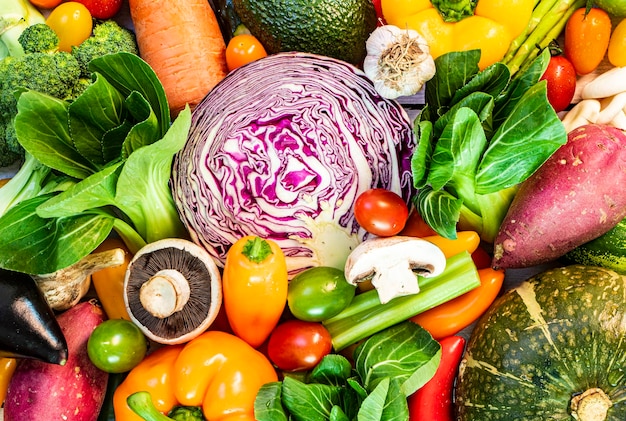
<box><xmin>73</xmin><ymin>0</ymin><xmax>123</xmax><ymax>19</ymax></box>
<box><xmin>225</xmin><ymin>34</ymin><xmax>268</xmax><ymax>71</ymax></box>
<box><xmin>540</xmin><ymin>55</ymin><xmax>577</xmax><ymax>113</ymax></box>
<box><xmin>354</xmin><ymin>188</ymin><xmax>409</xmax><ymax>237</ymax></box>
<box><xmin>267</xmin><ymin>320</ymin><xmax>332</xmax><ymax>372</ymax></box>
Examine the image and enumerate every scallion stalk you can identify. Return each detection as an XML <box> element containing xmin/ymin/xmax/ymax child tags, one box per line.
<box><xmin>324</xmin><ymin>251</ymin><xmax>480</xmax><ymax>351</ymax></box>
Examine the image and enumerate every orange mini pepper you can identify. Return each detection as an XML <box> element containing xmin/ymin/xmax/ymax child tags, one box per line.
<box><xmin>113</xmin><ymin>331</ymin><xmax>277</xmax><ymax>421</ymax></box>
<box><xmin>222</xmin><ymin>236</ymin><xmax>288</xmax><ymax>348</ymax></box>
<box><xmin>91</xmin><ymin>237</ymin><xmax>133</xmax><ymax>321</ymax></box>
<box><xmin>421</xmin><ymin>231</ymin><xmax>481</xmax><ymax>258</ymax></box>
<box><xmin>411</xmin><ymin>267</ymin><xmax>504</xmax><ymax>339</ymax></box>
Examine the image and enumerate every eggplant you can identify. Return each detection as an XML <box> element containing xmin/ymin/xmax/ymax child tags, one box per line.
<box><xmin>0</xmin><ymin>268</ymin><xmax>68</xmax><ymax>364</ymax></box>
<box><xmin>208</xmin><ymin>0</ymin><xmax>241</xmax><ymax>42</ymax></box>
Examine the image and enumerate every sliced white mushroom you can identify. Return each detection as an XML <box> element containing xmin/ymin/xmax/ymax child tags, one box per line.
<box><xmin>344</xmin><ymin>236</ymin><xmax>447</xmax><ymax>304</ymax></box>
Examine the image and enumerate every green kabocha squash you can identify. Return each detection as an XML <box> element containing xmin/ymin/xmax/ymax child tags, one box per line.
<box><xmin>455</xmin><ymin>265</ymin><xmax>626</xmax><ymax>420</ymax></box>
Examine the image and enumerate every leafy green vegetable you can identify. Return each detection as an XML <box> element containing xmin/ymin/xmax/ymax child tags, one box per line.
<box><xmin>412</xmin><ymin>48</ymin><xmax>567</xmax><ymax>242</ymax></box>
<box><xmin>254</xmin><ymin>322</ymin><xmax>441</xmax><ymax>421</ymax></box>
<box><xmin>0</xmin><ymin>52</ymin><xmax>190</xmax><ymax>275</ymax></box>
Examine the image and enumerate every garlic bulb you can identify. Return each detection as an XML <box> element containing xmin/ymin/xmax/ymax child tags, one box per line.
<box><xmin>363</xmin><ymin>25</ymin><xmax>436</xmax><ymax>100</ymax></box>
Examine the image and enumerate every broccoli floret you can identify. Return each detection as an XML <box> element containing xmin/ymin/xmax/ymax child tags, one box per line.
<box><xmin>73</xmin><ymin>20</ymin><xmax>139</xmax><ymax>78</ymax></box>
<box><xmin>0</xmin><ymin>0</ymin><xmax>46</xmax><ymax>58</ymax></box>
<box><xmin>17</xmin><ymin>23</ymin><xmax>59</xmax><ymax>54</ymax></box>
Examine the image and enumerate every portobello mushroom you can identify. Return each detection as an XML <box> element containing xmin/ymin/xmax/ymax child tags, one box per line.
<box><xmin>124</xmin><ymin>238</ymin><xmax>222</xmax><ymax>344</ymax></box>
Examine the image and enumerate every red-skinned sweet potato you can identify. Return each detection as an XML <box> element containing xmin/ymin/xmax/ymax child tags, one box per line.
<box><xmin>4</xmin><ymin>299</ymin><xmax>108</xmax><ymax>421</ymax></box>
<box><xmin>492</xmin><ymin>124</ymin><xmax>626</xmax><ymax>268</ymax></box>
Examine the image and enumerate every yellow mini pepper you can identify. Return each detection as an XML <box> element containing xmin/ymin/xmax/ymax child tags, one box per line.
<box><xmin>113</xmin><ymin>330</ymin><xmax>277</xmax><ymax>421</ymax></box>
<box><xmin>382</xmin><ymin>0</ymin><xmax>535</xmax><ymax>69</ymax></box>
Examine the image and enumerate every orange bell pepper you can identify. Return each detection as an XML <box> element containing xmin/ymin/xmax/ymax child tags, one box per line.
<box><xmin>222</xmin><ymin>236</ymin><xmax>288</xmax><ymax>348</ymax></box>
<box><xmin>113</xmin><ymin>331</ymin><xmax>277</xmax><ymax>421</ymax></box>
<box><xmin>381</xmin><ymin>0</ymin><xmax>535</xmax><ymax>69</ymax></box>
<box><xmin>410</xmin><ymin>267</ymin><xmax>504</xmax><ymax>339</ymax></box>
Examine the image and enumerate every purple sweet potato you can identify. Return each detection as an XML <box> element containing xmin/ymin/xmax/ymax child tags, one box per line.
<box><xmin>492</xmin><ymin>124</ymin><xmax>626</xmax><ymax>269</ymax></box>
<box><xmin>4</xmin><ymin>299</ymin><xmax>108</xmax><ymax>421</ymax></box>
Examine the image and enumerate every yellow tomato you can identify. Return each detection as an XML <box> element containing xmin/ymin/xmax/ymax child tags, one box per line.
<box><xmin>46</xmin><ymin>2</ymin><xmax>93</xmax><ymax>52</ymax></box>
<box><xmin>608</xmin><ymin>18</ymin><xmax>626</xmax><ymax>67</ymax></box>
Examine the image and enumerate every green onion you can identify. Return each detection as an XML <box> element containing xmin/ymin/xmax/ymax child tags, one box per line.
<box><xmin>323</xmin><ymin>251</ymin><xmax>480</xmax><ymax>351</ymax></box>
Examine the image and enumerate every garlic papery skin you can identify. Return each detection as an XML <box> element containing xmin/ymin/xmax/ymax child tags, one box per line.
<box><xmin>363</xmin><ymin>25</ymin><xmax>436</xmax><ymax>100</ymax></box>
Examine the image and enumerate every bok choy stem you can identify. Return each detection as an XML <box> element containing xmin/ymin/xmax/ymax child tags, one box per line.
<box><xmin>323</xmin><ymin>251</ymin><xmax>480</xmax><ymax>351</ymax></box>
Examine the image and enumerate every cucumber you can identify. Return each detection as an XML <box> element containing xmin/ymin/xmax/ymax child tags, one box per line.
<box><xmin>455</xmin><ymin>265</ymin><xmax>626</xmax><ymax>420</ymax></box>
<box><xmin>565</xmin><ymin>218</ymin><xmax>626</xmax><ymax>274</ymax></box>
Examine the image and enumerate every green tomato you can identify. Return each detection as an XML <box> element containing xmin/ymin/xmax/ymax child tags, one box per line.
<box><xmin>87</xmin><ymin>319</ymin><xmax>148</xmax><ymax>373</ymax></box>
<box><xmin>288</xmin><ymin>266</ymin><xmax>356</xmax><ymax>322</ymax></box>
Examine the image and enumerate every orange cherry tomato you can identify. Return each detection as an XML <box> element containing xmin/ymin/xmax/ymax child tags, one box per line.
<box><xmin>46</xmin><ymin>2</ymin><xmax>93</xmax><ymax>52</ymax></box>
<box><xmin>564</xmin><ymin>7</ymin><xmax>612</xmax><ymax>75</ymax></box>
<box><xmin>29</xmin><ymin>0</ymin><xmax>63</xmax><ymax>9</ymax></box>
<box><xmin>225</xmin><ymin>34</ymin><xmax>268</xmax><ymax>71</ymax></box>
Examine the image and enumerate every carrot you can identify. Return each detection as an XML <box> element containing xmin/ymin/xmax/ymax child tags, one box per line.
<box><xmin>128</xmin><ymin>0</ymin><xmax>228</xmax><ymax>116</ymax></box>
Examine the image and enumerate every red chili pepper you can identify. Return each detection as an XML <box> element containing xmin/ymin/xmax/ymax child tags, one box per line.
<box><xmin>408</xmin><ymin>335</ymin><xmax>466</xmax><ymax>421</ymax></box>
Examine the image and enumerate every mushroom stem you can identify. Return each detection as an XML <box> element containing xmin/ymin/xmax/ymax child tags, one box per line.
<box><xmin>139</xmin><ymin>269</ymin><xmax>191</xmax><ymax>319</ymax></box>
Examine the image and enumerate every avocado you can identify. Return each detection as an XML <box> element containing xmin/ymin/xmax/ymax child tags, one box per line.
<box><xmin>233</xmin><ymin>0</ymin><xmax>377</xmax><ymax>66</ymax></box>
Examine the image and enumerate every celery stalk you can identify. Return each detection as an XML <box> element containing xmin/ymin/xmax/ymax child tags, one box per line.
<box><xmin>324</xmin><ymin>251</ymin><xmax>480</xmax><ymax>351</ymax></box>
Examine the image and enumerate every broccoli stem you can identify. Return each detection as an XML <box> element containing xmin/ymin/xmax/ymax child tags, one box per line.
<box><xmin>504</xmin><ymin>0</ymin><xmax>585</xmax><ymax>75</ymax></box>
<box><xmin>323</xmin><ymin>252</ymin><xmax>480</xmax><ymax>351</ymax></box>
<box><xmin>0</xmin><ymin>153</ymin><xmax>50</xmax><ymax>217</ymax></box>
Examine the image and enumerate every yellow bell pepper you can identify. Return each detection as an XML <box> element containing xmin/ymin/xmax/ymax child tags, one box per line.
<box><xmin>113</xmin><ymin>331</ymin><xmax>277</xmax><ymax>421</ymax></box>
<box><xmin>382</xmin><ymin>0</ymin><xmax>535</xmax><ymax>69</ymax></box>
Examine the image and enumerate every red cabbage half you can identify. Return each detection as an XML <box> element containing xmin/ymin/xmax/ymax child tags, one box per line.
<box><xmin>172</xmin><ymin>52</ymin><xmax>416</xmax><ymax>275</ymax></box>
